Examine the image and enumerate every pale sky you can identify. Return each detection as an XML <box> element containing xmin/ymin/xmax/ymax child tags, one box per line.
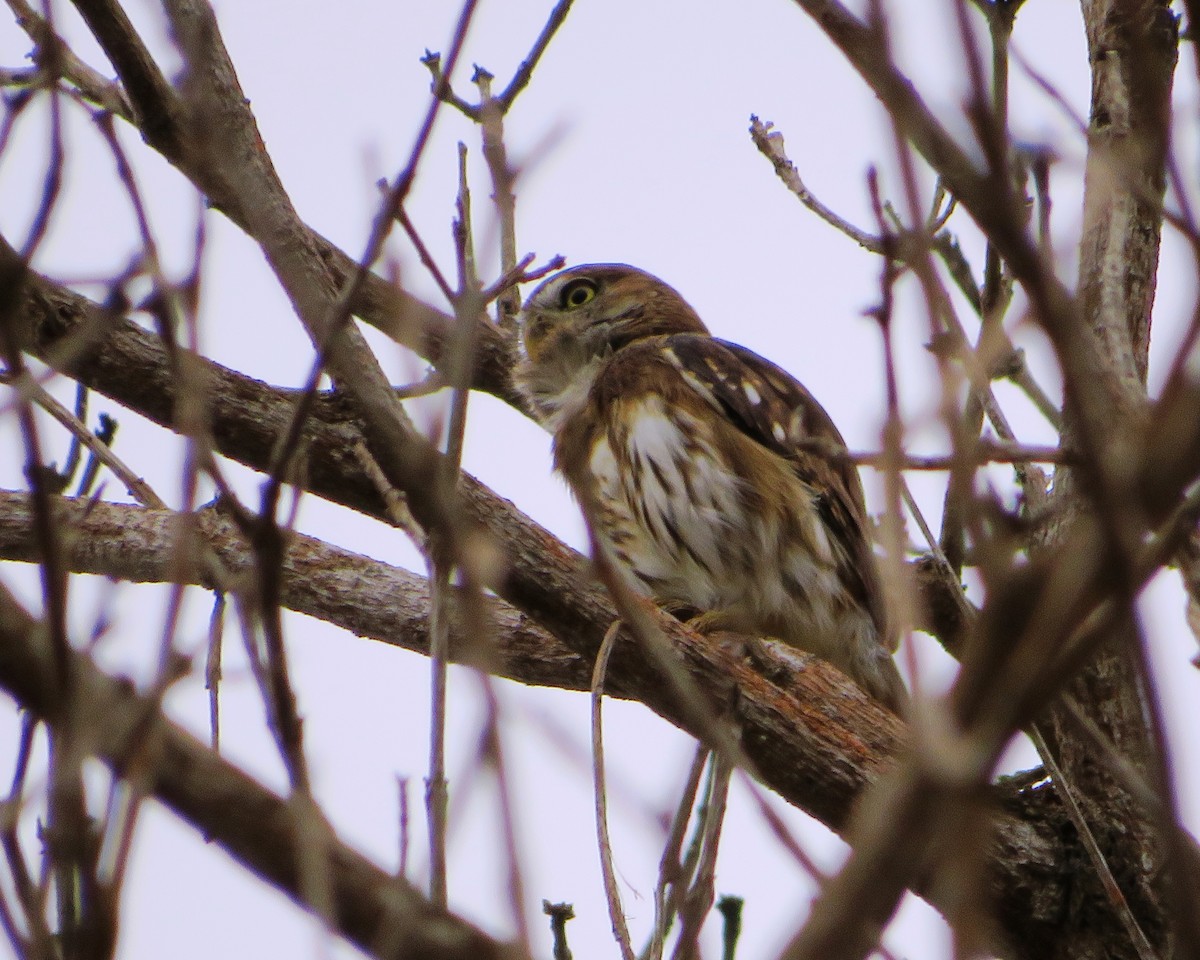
<box><xmin>1</xmin><ymin>2</ymin><xmax>1198</xmax><ymax>958</ymax></box>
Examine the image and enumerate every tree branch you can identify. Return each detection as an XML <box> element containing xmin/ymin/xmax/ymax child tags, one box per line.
<box><xmin>0</xmin><ymin>581</ymin><xmax>504</xmax><ymax>960</ymax></box>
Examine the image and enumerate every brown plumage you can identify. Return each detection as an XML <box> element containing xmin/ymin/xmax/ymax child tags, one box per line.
<box><xmin>516</xmin><ymin>263</ymin><xmax>906</xmax><ymax>711</ymax></box>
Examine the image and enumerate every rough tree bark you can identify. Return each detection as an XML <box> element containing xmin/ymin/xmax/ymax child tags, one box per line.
<box><xmin>1036</xmin><ymin>3</ymin><xmax>1185</xmax><ymax>958</ymax></box>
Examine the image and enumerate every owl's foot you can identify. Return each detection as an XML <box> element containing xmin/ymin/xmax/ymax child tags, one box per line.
<box><xmin>679</xmin><ymin>611</ymin><xmax>908</xmax><ymax>714</ymax></box>
<box><xmin>682</xmin><ymin>609</ymin><xmax>745</xmax><ymax>636</ymax></box>
<box><xmin>682</xmin><ymin>612</ymin><xmax>797</xmax><ymax>682</ymax></box>
<box><xmin>677</xmin><ymin>609</ymin><xmax>773</xmax><ymax>670</ymax></box>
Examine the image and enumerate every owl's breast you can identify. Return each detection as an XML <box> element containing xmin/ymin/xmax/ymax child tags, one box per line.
<box><xmin>584</xmin><ymin>395</ymin><xmax>747</xmax><ymax>609</ymax></box>
<box><xmin>567</xmin><ymin>388</ymin><xmax>859</xmax><ymax>663</ymax></box>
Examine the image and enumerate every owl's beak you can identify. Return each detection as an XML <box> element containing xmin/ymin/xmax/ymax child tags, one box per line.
<box><xmin>518</xmin><ymin>306</ymin><xmax>561</xmax><ymax>364</ymax></box>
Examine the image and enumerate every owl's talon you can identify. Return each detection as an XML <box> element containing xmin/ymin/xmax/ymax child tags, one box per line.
<box><xmin>683</xmin><ymin>610</ymin><xmax>739</xmax><ymax>636</ymax></box>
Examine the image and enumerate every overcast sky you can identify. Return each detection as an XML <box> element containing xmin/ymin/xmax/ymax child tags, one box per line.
<box><xmin>1</xmin><ymin>2</ymin><xmax>1198</xmax><ymax>958</ymax></box>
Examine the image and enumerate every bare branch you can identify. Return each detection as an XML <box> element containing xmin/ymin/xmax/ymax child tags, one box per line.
<box><xmin>749</xmin><ymin>116</ymin><xmax>884</xmax><ymax>253</ymax></box>
<box><xmin>0</xmin><ymin>581</ymin><xmax>505</xmax><ymax>960</ymax></box>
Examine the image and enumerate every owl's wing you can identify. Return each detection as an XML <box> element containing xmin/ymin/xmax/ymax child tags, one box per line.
<box><xmin>661</xmin><ymin>334</ymin><xmax>891</xmax><ymax>643</ymax></box>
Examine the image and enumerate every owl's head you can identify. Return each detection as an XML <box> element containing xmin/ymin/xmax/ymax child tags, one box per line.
<box><xmin>515</xmin><ymin>263</ymin><xmax>707</xmax><ymax>427</ymax></box>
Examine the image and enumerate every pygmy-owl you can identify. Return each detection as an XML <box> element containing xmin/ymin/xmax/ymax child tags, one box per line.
<box><xmin>515</xmin><ymin>264</ymin><xmax>906</xmax><ymax>712</ymax></box>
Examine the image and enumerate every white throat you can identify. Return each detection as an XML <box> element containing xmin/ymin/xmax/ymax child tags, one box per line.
<box><xmin>527</xmin><ymin>354</ymin><xmax>607</xmax><ymax>433</ymax></box>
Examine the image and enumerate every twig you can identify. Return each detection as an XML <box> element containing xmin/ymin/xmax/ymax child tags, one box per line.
<box><xmin>481</xmin><ymin>252</ymin><xmax>564</xmax><ymax>303</ymax></box>
<box><xmin>11</xmin><ymin>372</ymin><xmax>164</xmax><ymax>507</ymax></box>
<box><xmin>855</xmin><ymin>442</ymin><xmax>1066</xmax><ymax>469</ymax></box>
<box><xmin>473</xmin><ymin>67</ymin><xmax>519</xmax><ymax>325</ymax></box>
<box><xmin>591</xmin><ymin>620</ymin><xmax>637</xmax><ymax>960</ymax></box>
<box><xmin>899</xmin><ymin>321</ymin><xmax>1161</xmax><ymax>960</ymax></box>
<box><xmin>788</xmin><ymin>0</ymin><xmax>1134</xmax><ymax>564</ymax></box>
<box><xmin>749</xmin><ymin>116</ymin><xmax>884</xmax><ymax>254</ymax></box>
<box><xmin>1124</xmin><ymin>611</ymin><xmax>1200</xmax><ymax>955</ymax></box>
<box><xmin>1003</xmin><ymin>347</ymin><xmax>1064</xmax><ymax>432</ymax></box>
<box><xmin>420</xmin><ymin>50</ymin><xmax>477</xmax><ymax>117</ymax></box>
<box><xmin>1026</xmin><ymin>725</ymin><xmax>1159</xmax><ymax>960</ymax></box>
<box><xmin>396</xmin><ymin>207</ymin><xmax>456</xmax><ymax>303</ymax></box>
<box><xmin>544</xmin><ymin>901</ymin><xmax>575</xmax><ymax>960</ymax></box>
<box><xmin>477</xmin><ymin>677</ymin><xmax>532</xmax><ymax>952</ymax></box>
<box><xmin>351</xmin><ymin>439</ymin><xmax>428</xmax><ymax>555</ymax></box>
<box><xmin>867</xmin><ymin>163</ymin><xmax>919</xmax><ymax>699</ymax></box>
<box><xmin>0</xmin><ymin>715</ymin><xmax>52</xmax><ymax>956</ymax></box>
<box><xmin>425</xmin><ymin>557</ymin><xmax>451</xmax><ymax>911</ymax></box>
<box><xmin>498</xmin><ymin>0</ymin><xmax>575</xmax><ymax>108</ymax></box>
<box><xmin>3</xmin><ymin>0</ymin><xmax>132</xmax><ymax>118</ymax></box>
<box><xmin>672</xmin><ymin>753</ymin><xmax>732</xmax><ymax>960</ymax></box>
<box><xmin>717</xmin><ymin>896</ymin><xmax>743</xmax><ymax>960</ymax></box>
<box><xmin>426</xmin><ymin>138</ymin><xmax>482</xmax><ymax>910</ymax></box>
<box><xmin>393</xmin><ymin>371</ymin><xmax>447</xmax><ymax>400</ymax></box>
<box><xmin>396</xmin><ymin>777</ymin><xmax>410</xmax><ymax>879</ymax></box>
<box><xmin>56</xmin><ymin>381</ymin><xmax>87</xmax><ymax>488</ymax></box>
<box><xmin>644</xmin><ymin>744</ymin><xmax>709</xmax><ymax>960</ymax></box>
<box><xmin>1009</xmin><ymin>41</ymin><xmax>1089</xmax><ymax>137</ymax></box>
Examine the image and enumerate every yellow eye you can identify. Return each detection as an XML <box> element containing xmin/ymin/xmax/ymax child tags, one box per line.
<box><xmin>559</xmin><ymin>278</ymin><xmax>597</xmax><ymax>309</ymax></box>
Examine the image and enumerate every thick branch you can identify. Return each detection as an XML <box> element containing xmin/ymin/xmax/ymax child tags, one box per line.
<box><xmin>1077</xmin><ymin>0</ymin><xmax>1176</xmax><ymax>392</ymax></box>
<box><xmin>0</xmin><ymin>582</ymin><xmax>504</xmax><ymax>960</ymax></box>
<box><xmin>0</xmin><ymin>491</ymin><xmax>592</xmax><ymax>691</ymax></box>
<box><xmin>1037</xmin><ymin>3</ymin><xmax>1182</xmax><ymax>957</ymax></box>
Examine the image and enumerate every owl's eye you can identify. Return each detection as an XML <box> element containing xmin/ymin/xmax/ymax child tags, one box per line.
<box><xmin>559</xmin><ymin>278</ymin><xmax>597</xmax><ymax>309</ymax></box>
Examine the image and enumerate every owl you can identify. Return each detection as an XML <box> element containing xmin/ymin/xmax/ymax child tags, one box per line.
<box><xmin>515</xmin><ymin>264</ymin><xmax>906</xmax><ymax>712</ymax></box>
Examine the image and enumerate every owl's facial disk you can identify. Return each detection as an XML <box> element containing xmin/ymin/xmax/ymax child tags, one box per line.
<box><xmin>519</xmin><ymin>264</ymin><xmax>707</xmax><ymax>365</ymax></box>
<box><xmin>520</xmin><ymin>267</ymin><xmax>637</xmax><ymax>369</ymax></box>
<box><xmin>516</xmin><ymin>266</ymin><xmax>638</xmax><ymax>427</ymax></box>
<box><xmin>515</xmin><ymin>264</ymin><xmax>709</xmax><ymax>429</ymax></box>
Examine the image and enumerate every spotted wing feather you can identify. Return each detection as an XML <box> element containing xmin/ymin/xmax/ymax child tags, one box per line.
<box><xmin>661</xmin><ymin>334</ymin><xmax>891</xmax><ymax>646</ymax></box>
